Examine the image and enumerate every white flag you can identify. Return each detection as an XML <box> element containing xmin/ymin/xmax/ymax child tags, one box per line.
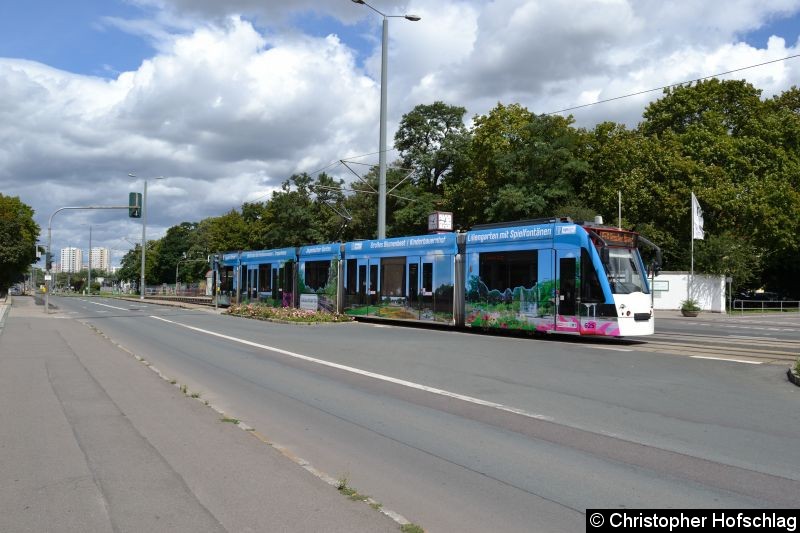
<box><xmin>691</xmin><ymin>192</ymin><xmax>704</xmax><ymax>240</ymax></box>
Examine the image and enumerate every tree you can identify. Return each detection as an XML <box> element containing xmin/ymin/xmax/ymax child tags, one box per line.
<box><xmin>149</xmin><ymin>222</ymin><xmax>211</xmax><ymax>286</ymax></box>
<box><xmin>340</xmin><ymin>170</ymin><xmax>381</xmax><ymax>241</ymax></box>
<box><xmin>117</xmin><ymin>246</ymin><xmax>141</xmax><ymax>286</ymax></box>
<box><xmin>394</xmin><ymin>101</ymin><xmax>469</xmax><ymax>192</ymax></box>
<box><xmin>194</xmin><ymin>209</ymin><xmax>250</xmax><ymax>254</ymax></box>
<box><xmin>116</xmin><ymin>241</ymin><xmax>160</xmax><ymax>291</ymax></box>
<box><xmin>0</xmin><ymin>195</ymin><xmax>40</xmax><ymax>295</ymax></box>
<box><xmin>641</xmin><ymin>79</ymin><xmax>766</xmax><ymax>137</ymax></box>
<box><xmin>444</xmin><ymin>103</ymin><xmax>534</xmax><ymax>227</ymax></box>
<box><xmin>484</xmin><ymin>113</ymin><xmax>590</xmax><ymax>222</ymax></box>
<box><xmin>635</xmin><ymin>80</ymin><xmax>800</xmax><ymax>286</ymax></box>
<box><xmin>581</xmin><ymin>122</ymin><xmax>695</xmax><ymax>269</ymax></box>
<box><xmin>693</xmin><ymin>231</ymin><xmax>762</xmax><ymax>293</ymax></box>
<box><xmin>310</xmin><ymin>172</ymin><xmax>350</xmax><ymax>242</ymax></box>
<box><xmin>259</xmin><ymin>173</ymin><xmax>327</xmax><ymax>247</ymax></box>
<box><xmin>443</xmin><ymin>103</ymin><xmax>591</xmax><ymax>226</ymax></box>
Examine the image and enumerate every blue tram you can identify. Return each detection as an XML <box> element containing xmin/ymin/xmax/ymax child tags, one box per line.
<box><xmin>214</xmin><ymin>218</ymin><xmax>660</xmax><ymax>337</ymax></box>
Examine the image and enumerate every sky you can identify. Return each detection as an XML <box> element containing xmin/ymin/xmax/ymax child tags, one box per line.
<box><xmin>1</xmin><ymin>0</ymin><xmax>799</xmax><ymax>269</ymax></box>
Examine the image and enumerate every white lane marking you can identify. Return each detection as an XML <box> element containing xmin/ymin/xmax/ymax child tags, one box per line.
<box><xmin>83</xmin><ymin>300</ymin><xmax>131</xmax><ymax>311</ymax></box>
<box><xmin>587</xmin><ymin>345</ymin><xmax>633</xmax><ymax>352</ymax></box>
<box><xmin>150</xmin><ymin>316</ymin><xmax>554</xmax><ymax>422</ymax></box>
<box><xmin>690</xmin><ymin>356</ymin><xmax>762</xmax><ymax>365</ymax></box>
<box><xmin>726</xmin><ymin>335</ymin><xmax>779</xmax><ymax>340</ymax></box>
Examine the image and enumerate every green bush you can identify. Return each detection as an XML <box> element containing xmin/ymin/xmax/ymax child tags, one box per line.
<box><xmin>227</xmin><ymin>303</ymin><xmax>353</xmax><ymax>323</ymax></box>
<box><xmin>680</xmin><ymin>298</ymin><xmax>701</xmax><ymax>312</ymax></box>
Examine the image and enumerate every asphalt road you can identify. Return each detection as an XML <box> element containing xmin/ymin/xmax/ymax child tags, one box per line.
<box><xmin>657</xmin><ymin>310</ymin><xmax>800</xmax><ymax>339</ymax></box>
<box><xmin>50</xmin><ymin>296</ymin><xmax>800</xmax><ymax>532</ymax></box>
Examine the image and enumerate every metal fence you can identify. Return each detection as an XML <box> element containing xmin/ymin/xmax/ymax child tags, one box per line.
<box><xmin>144</xmin><ymin>284</ymin><xmax>208</xmax><ymax>297</ymax></box>
<box><xmin>732</xmin><ymin>299</ymin><xmax>800</xmax><ymax>314</ymax></box>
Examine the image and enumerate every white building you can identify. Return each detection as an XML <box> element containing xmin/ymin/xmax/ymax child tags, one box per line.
<box><xmin>651</xmin><ymin>271</ymin><xmax>726</xmax><ymax>313</ymax></box>
<box><xmin>60</xmin><ymin>247</ymin><xmax>83</xmax><ymax>273</ymax></box>
<box><xmin>89</xmin><ymin>247</ymin><xmax>110</xmax><ymax>272</ymax></box>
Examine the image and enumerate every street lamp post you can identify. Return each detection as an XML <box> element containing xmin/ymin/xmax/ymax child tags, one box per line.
<box><xmin>138</xmin><ymin>176</ymin><xmax>147</xmax><ymax>300</ymax></box>
<box><xmin>351</xmin><ymin>0</ymin><xmax>420</xmax><ymax>239</ymax></box>
<box><xmin>88</xmin><ymin>225</ymin><xmax>92</xmax><ymax>296</ymax></box>
<box><xmin>176</xmin><ymin>254</ymin><xmax>184</xmax><ymax>295</ymax></box>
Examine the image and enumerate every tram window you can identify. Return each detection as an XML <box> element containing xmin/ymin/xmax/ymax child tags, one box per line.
<box><xmin>258</xmin><ymin>264</ymin><xmax>270</xmax><ymax>292</ymax></box>
<box><xmin>304</xmin><ymin>260</ymin><xmax>330</xmax><ymax>292</ymax></box>
<box><xmin>281</xmin><ymin>263</ymin><xmax>294</xmax><ymax>290</ymax></box>
<box><xmin>581</xmin><ymin>249</ymin><xmax>603</xmax><ymax>302</ymax></box>
<box><xmin>606</xmin><ymin>248</ymin><xmax>647</xmax><ymax>294</ymax></box>
<box><xmin>220</xmin><ymin>267</ymin><xmax>234</xmax><ymax>292</ymax></box>
<box><xmin>380</xmin><ymin>257</ymin><xmax>406</xmax><ymax>297</ymax></box>
<box><xmin>479</xmin><ymin>251</ymin><xmax>537</xmax><ymax>292</ymax></box>
<box><xmin>346</xmin><ymin>259</ymin><xmax>357</xmax><ymax>295</ymax></box>
<box><xmin>422</xmin><ymin>263</ymin><xmax>433</xmax><ymax>293</ymax></box>
<box><xmin>369</xmin><ymin>264</ymin><xmax>378</xmax><ymax>293</ymax></box>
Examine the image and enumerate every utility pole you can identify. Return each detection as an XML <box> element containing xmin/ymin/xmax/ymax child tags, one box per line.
<box><xmin>88</xmin><ymin>226</ymin><xmax>92</xmax><ymax>295</ymax></box>
<box><xmin>140</xmin><ymin>180</ymin><xmax>147</xmax><ymax>299</ymax></box>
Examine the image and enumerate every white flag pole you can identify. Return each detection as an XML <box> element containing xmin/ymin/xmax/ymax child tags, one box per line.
<box><xmin>690</xmin><ymin>226</ymin><xmax>694</xmax><ymax>302</ymax></box>
<box><xmin>689</xmin><ymin>192</ymin><xmax>704</xmax><ymax>303</ymax></box>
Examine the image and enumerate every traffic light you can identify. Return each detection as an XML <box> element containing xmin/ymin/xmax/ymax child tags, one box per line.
<box><xmin>129</xmin><ymin>192</ymin><xmax>142</xmax><ymax>218</ymax></box>
<box><xmin>45</xmin><ymin>252</ymin><xmax>52</xmax><ymax>271</ymax></box>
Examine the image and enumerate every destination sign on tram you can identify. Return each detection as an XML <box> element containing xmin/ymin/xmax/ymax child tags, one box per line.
<box><xmin>594</xmin><ymin>229</ymin><xmax>637</xmax><ymax>247</ymax></box>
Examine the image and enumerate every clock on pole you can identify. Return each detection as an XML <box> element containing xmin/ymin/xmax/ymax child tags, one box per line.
<box><xmin>427</xmin><ymin>211</ymin><xmax>453</xmax><ymax>233</ymax></box>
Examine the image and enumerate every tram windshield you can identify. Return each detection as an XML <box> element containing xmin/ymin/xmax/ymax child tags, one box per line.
<box><xmin>606</xmin><ymin>248</ymin><xmax>649</xmax><ymax>294</ymax></box>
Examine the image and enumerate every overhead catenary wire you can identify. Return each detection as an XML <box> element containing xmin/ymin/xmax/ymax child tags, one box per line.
<box><xmin>546</xmin><ymin>53</ymin><xmax>800</xmax><ymax>115</ymax></box>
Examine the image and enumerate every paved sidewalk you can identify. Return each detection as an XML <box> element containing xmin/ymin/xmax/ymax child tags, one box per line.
<box><xmin>0</xmin><ymin>297</ymin><xmax>398</xmax><ymax>532</ymax></box>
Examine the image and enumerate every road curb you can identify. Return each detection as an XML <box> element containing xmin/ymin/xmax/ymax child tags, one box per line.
<box><xmin>788</xmin><ymin>368</ymin><xmax>800</xmax><ymax>387</ymax></box>
<box><xmin>0</xmin><ymin>296</ymin><xmax>9</xmax><ymax>333</ymax></box>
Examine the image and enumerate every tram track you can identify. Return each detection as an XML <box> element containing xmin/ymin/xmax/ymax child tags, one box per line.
<box><xmin>639</xmin><ymin>332</ymin><xmax>800</xmax><ymax>363</ymax></box>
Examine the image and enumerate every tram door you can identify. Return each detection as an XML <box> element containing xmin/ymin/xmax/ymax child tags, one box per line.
<box><xmin>407</xmin><ymin>258</ymin><xmax>419</xmax><ymax>314</ymax></box>
<box><xmin>421</xmin><ymin>261</ymin><xmax>434</xmax><ymax>315</ymax></box>
<box><xmin>355</xmin><ymin>259</ymin><xmax>379</xmax><ymax>308</ymax></box>
<box><xmin>236</xmin><ymin>266</ymin><xmax>246</xmax><ymax>304</ymax></box>
<box><xmin>368</xmin><ymin>260</ymin><xmax>379</xmax><ymax>308</ymax></box>
<box><xmin>247</xmin><ymin>266</ymin><xmax>258</xmax><ymax>301</ymax></box>
<box><xmin>281</xmin><ymin>261</ymin><xmax>296</xmax><ymax>307</ymax></box>
<box><xmin>357</xmin><ymin>260</ymin><xmax>368</xmax><ymax>305</ymax></box>
<box><xmin>555</xmin><ymin>248</ymin><xmax>579</xmax><ymax>331</ymax></box>
<box><xmin>271</xmin><ymin>264</ymin><xmax>280</xmax><ymax>302</ymax></box>
<box><xmin>406</xmin><ymin>257</ymin><xmax>434</xmax><ymax>318</ymax></box>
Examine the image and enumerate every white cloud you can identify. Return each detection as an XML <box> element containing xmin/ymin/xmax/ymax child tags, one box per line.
<box><xmin>0</xmin><ymin>17</ymin><xmax>380</xmax><ymax>259</ymax></box>
<box><xmin>2</xmin><ymin>1</ymin><xmax>800</xmax><ymax>263</ymax></box>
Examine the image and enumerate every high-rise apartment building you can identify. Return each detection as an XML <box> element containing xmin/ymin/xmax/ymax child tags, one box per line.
<box><xmin>60</xmin><ymin>247</ymin><xmax>83</xmax><ymax>273</ymax></box>
<box><xmin>89</xmin><ymin>247</ymin><xmax>110</xmax><ymax>272</ymax></box>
